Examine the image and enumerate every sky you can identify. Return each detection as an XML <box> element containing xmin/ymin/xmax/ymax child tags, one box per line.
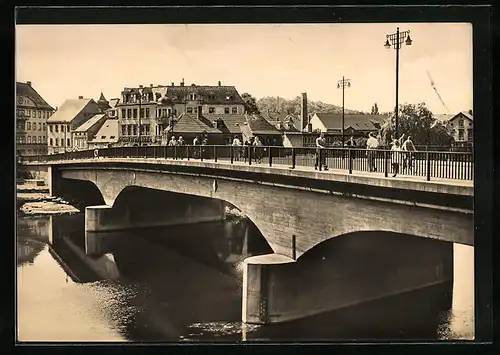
<box><xmin>16</xmin><ymin>23</ymin><xmax>472</xmax><ymax>114</ymax></box>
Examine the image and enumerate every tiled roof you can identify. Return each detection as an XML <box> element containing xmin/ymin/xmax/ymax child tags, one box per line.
<box><xmin>202</xmin><ymin>113</ymin><xmax>248</xmax><ymax>134</ymax></box>
<box><xmin>89</xmin><ymin>119</ymin><xmax>119</xmax><ymax>143</ymax></box>
<box><xmin>74</xmin><ymin>113</ymin><xmax>106</xmax><ymax>132</ymax></box>
<box><xmin>245</xmin><ymin>114</ymin><xmax>281</xmax><ymax>135</ymax></box>
<box><xmin>47</xmin><ymin>98</ymin><xmax>96</xmax><ymax>123</ymax></box>
<box><xmin>460</xmin><ymin>111</ymin><xmax>473</xmax><ymax>121</ymax></box>
<box><xmin>314</xmin><ymin>113</ymin><xmax>380</xmax><ymax>131</ymax></box>
<box><xmin>435</xmin><ymin>114</ymin><xmax>454</xmax><ymax>122</ymax></box>
<box><xmin>166</xmin><ymin>85</ymin><xmax>245</xmax><ymax>105</ymax></box>
<box><xmin>16</xmin><ymin>82</ymin><xmax>54</xmax><ymax>110</ymax></box>
<box><xmin>169</xmin><ymin>113</ymin><xmax>221</xmax><ymax>134</ymax></box>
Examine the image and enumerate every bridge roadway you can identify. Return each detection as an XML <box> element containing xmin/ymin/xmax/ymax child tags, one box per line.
<box><xmin>22</xmin><ymin>155</ymin><xmax>473</xmax><ymax>325</ymax></box>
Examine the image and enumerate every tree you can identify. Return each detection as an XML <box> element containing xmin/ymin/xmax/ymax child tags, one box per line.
<box><xmin>241</xmin><ymin>93</ymin><xmax>260</xmax><ymax>114</ymax></box>
<box><xmin>371</xmin><ymin>103</ymin><xmax>379</xmax><ymax>115</ymax></box>
<box><xmin>378</xmin><ymin>102</ymin><xmax>454</xmax><ymax>147</ymax></box>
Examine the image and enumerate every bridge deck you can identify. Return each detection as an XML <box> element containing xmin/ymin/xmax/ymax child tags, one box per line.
<box><xmin>32</xmin><ymin>156</ymin><xmax>473</xmax><ymax>195</ymax></box>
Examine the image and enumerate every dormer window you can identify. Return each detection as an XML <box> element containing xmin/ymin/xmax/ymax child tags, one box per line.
<box><xmin>189</xmin><ymin>93</ymin><xmax>196</xmax><ymax>100</ymax></box>
<box><xmin>208</xmin><ymin>94</ymin><xmax>216</xmax><ymax>100</ymax></box>
<box><xmin>226</xmin><ymin>95</ymin><xmax>234</xmax><ymax>100</ymax></box>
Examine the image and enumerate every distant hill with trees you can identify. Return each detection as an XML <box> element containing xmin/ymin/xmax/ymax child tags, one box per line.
<box><xmin>255</xmin><ymin>95</ymin><xmax>368</xmax><ymax>115</ymax></box>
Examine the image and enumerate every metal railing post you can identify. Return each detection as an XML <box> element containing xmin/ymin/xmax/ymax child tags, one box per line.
<box><xmin>214</xmin><ymin>146</ymin><xmax>218</xmax><ymax>162</ymax></box>
<box><xmin>187</xmin><ymin>146</ymin><xmax>190</xmax><ymax>161</ymax></box>
<box><xmin>348</xmin><ymin>149</ymin><xmax>353</xmax><ymax>174</ymax></box>
<box><xmin>248</xmin><ymin>145</ymin><xmax>252</xmax><ymax>166</ymax></box>
<box><xmin>230</xmin><ymin>146</ymin><xmax>234</xmax><ymax>164</ymax></box>
<box><xmin>318</xmin><ymin>149</ymin><xmax>322</xmax><ymax>171</ymax></box>
<box><xmin>291</xmin><ymin>148</ymin><xmax>296</xmax><ymax>169</ymax></box>
<box><xmin>268</xmin><ymin>146</ymin><xmax>273</xmax><ymax>167</ymax></box>
<box><xmin>384</xmin><ymin>150</ymin><xmax>388</xmax><ymax>178</ymax></box>
<box><xmin>292</xmin><ymin>235</ymin><xmax>297</xmax><ymax>260</ymax></box>
<box><xmin>426</xmin><ymin>151</ymin><xmax>431</xmax><ymax>181</ymax></box>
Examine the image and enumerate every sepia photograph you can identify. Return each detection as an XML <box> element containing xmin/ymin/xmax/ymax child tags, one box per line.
<box><xmin>15</xmin><ymin>19</ymin><xmax>475</xmax><ymax>343</ymax></box>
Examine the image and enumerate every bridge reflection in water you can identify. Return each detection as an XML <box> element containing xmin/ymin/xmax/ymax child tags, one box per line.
<box><xmin>17</xmin><ymin>213</ymin><xmax>474</xmax><ymax>342</ymax></box>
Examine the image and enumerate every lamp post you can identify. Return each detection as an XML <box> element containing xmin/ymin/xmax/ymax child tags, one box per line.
<box><xmin>384</xmin><ymin>27</ymin><xmax>413</xmax><ymax>139</ymax></box>
<box><xmin>137</xmin><ymin>89</ymin><xmax>143</xmax><ymax>146</ymax></box>
<box><xmin>337</xmin><ymin>77</ymin><xmax>351</xmax><ymax>148</ymax></box>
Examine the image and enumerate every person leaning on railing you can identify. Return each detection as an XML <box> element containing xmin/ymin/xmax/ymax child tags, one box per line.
<box><xmin>390</xmin><ymin>134</ymin><xmax>405</xmax><ymax>177</ymax></box>
<box><xmin>314</xmin><ymin>132</ymin><xmax>328</xmax><ymax>171</ymax></box>
<box><xmin>232</xmin><ymin>136</ymin><xmax>242</xmax><ymax>161</ymax></box>
<box><xmin>253</xmin><ymin>136</ymin><xmax>263</xmax><ymax>163</ymax></box>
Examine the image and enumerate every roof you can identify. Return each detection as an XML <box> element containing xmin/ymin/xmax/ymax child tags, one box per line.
<box><xmin>313</xmin><ymin>113</ymin><xmax>380</xmax><ymax>131</ymax></box>
<box><xmin>47</xmin><ymin>98</ymin><xmax>96</xmax><ymax>123</ymax></box>
<box><xmin>260</xmin><ymin>111</ymin><xmax>298</xmax><ymax>123</ymax></box>
<box><xmin>458</xmin><ymin>111</ymin><xmax>473</xmax><ymax>121</ymax></box>
<box><xmin>202</xmin><ymin>114</ymin><xmax>248</xmax><ymax>134</ymax></box>
<box><xmin>245</xmin><ymin>114</ymin><xmax>281</xmax><ymax>135</ymax></box>
<box><xmin>74</xmin><ymin>113</ymin><xmax>106</xmax><ymax>132</ymax></box>
<box><xmin>166</xmin><ymin>85</ymin><xmax>245</xmax><ymax>105</ymax></box>
<box><xmin>89</xmin><ymin>119</ymin><xmax>119</xmax><ymax>143</ymax></box>
<box><xmin>169</xmin><ymin>113</ymin><xmax>222</xmax><ymax>134</ymax></box>
<box><xmin>435</xmin><ymin>114</ymin><xmax>455</xmax><ymax>122</ymax></box>
<box><xmin>16</xmin><ymin>82</ymin><xmax>54</xmax><ymax>110</ymax></box>
<box><xmin>108</xmin><ymin>98</ymin><xmax>120</xmax><ymax>108</ymax></box>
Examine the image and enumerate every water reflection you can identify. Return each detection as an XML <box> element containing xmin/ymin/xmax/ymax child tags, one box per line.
<box><xmin>17</xmin><ymin>214</ymin><xmax>474</xmax><ymax>342</ymax></box>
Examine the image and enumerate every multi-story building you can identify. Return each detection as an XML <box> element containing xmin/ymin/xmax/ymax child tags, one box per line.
<box><xmin>47</xmin><ymin>96</ymin><xmax>102</xmax><ymax>154</ymax></box>
<box><xmin>116</xmin><ymin>80</ymin><xmax>246</xmax><ymax>146</ymax></box>
<box><xmin>446</xmin><ymin>111</ymin><xmax>473</xmax><ymax>144</ymax></box>
<box><xmin>73</xmin><ymin>113</ymin><xmax>108</xmax><ymax>151</ymax></box>
<box><xmin>16</xmin><ymin>81</ymin><xmax>55</xmax><ymax>157</ymax></box>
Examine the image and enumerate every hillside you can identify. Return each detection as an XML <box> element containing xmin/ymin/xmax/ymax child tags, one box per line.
<box><xmin>256</xmin><ymin>96</ymin><xmax>367</xmax><ymax>115</ymax></box>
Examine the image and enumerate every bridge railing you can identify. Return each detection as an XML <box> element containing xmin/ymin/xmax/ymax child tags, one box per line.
<box><xmin>20</xmin><ymin>145</ymin><xmax>474</xmax><ymax>181</ymax></box>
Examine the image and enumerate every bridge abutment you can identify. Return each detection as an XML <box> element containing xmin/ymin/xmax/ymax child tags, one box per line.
<box><xmin>242</xmin><ymin>233</ymin><xmax>454</xmax><ymax>325</ymax></box>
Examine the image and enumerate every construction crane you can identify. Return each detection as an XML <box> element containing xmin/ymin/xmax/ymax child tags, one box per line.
<box><xmin>426</xmin><ymin>70</ymin><xmax>450</xmax><ymax>114</ymax></box>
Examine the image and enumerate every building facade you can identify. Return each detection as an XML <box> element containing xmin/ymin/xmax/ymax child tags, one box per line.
<box><xmin>446</xmin><ymin>111</ymin><xmax>473</xmax><ymax>143</ymax></box>
<box><xmin>47</xmin><ymin>97</ymin><xmax>102</xmax><ymax>154</ymax></box>
<box><xmin>73</xmin><ymin>113</ymin><xmax>108</xmax><ymax>150</ymax></box>
<box><xmin>88</xmin><ymin>118</ymin><xmax>120</xmax><ymax>149</ymax></box>
<box><xmin>16</xmin><ymin>81</ymin><xmax>55</xmax><ymax>157</ymax></box>
<box><xmin>117</xmin><ymin>80</ymin><xmax>246</xmax><ymax>146</ymax></box>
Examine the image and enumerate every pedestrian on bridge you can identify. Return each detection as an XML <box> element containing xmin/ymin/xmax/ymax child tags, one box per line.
<box><xmin>177</xmin><ymin>136</ymin><xmax>185</xmax><ymax>160</ymax></box>
<box><xmin>232</xmin><ymin>136</ymin><xmax>242</xmax><ymax>161</ymax></box>
<box><xmin>402</xmin><ymin>135</ymin><xmax>416</xmax><ymax>173</ymax></box>
<box><xmin>366</xmin><ymin>132</ymin><xmax>379</xmax><ymax>172</ymax></box>
<box><xmin>253</xmin><ymin>136</ymin><xmax>263</xmax><ymax>163</ymax></box>
<box><xmin>314</xmin><ymin>132</ymin><xmax>328</xmax><ymax>171</ymax></box>
<box><xmin>391</xmin><ymin>134</ymin><xmax>405</xmax><ymax>177</ymax></box>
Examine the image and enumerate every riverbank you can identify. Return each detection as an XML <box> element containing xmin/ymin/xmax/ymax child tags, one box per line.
<box><xmin>17</xmin><ymin>179</ymin><xmax>79</xmax><ymax>216</ymax></box>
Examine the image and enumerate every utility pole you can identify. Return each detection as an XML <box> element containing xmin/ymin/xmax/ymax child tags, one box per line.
<box><xmin>337</xmin><ymin>77</ymin><xmax>351</xmax><ymax>148</ymax></box>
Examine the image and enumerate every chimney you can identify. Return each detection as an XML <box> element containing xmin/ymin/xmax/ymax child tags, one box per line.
<box><xmin>171</xmin><ymin>82</ymin><xmax>174</xmax><ymax>86</ymax></box>
<box><xmin>181</xmin><ymin>78</ymin><xmax>185</xmax><ymax>86</ymax></box>
<box><xmin>301</xmin><ymin>93</ymin><xmax>308</xmax><ymax>131</ymax></box>
<box><xmin>78</xmin><ymin>95</ymin><xmax>83</xmax><ymax>99</ymax></box>
<box><xmin>139</xmin><ymin>85</ymin><xmax>143</xmax><ymax>88</ymax></box>
<box><xmin>307</xmin><ymin>123</ymin><xmax>312</xmax><ymax>133</ymax></box>
<box><xmin>468</xmin><ymin>109</ymin><xmax>473</xmax><ymax>115</ymax></box>
<box><xmin>150</xmin><ymin>84</ymin><xmax>153</xmax><ymax>87</ymax></box>
<box><xmin>26</xmin><ymin>81</ymin><xmax>32</xmax><ymax>86</ymax></box>
<box><xmin>218</xmin><ymin>81</ymin><xmax>221</xmax><ymax>86</ymax></box>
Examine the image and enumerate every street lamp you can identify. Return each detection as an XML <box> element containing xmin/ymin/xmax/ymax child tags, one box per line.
<box><xmin>133</xmin><ymin>88</ymin><xmax>143</xmax><ymax>146</ymax></box>
<box><xmin>384</xmin><ymin>27</ymin><xmax>413</xmax><ymax>139</ymax></box>
<box><xmin>337</xmin><ymin>76</ymin><xmax>351</xmax><ymax>148</ymax></box>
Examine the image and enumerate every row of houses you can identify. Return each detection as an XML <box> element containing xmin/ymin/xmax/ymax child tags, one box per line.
<box><xmin>16</xmin><ymin>81</ymin><xmax>474</xmax><ymax>157</ymax></box>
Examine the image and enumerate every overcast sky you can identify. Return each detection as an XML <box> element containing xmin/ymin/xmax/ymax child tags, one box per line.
<box><xmin>16</xmin><ymin>23</ymin><xmax>472</xmax><ymax>114</ymax></box>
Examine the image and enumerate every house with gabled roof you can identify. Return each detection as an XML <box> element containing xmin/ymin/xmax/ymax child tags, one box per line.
<box><xmin>47</xmin><ymin>96</ymin><xmax>102</xmax><ymax>154</ymax></box>
<box><xmin>73</xmin><ymin>113</ymin><xmax>108</xmax><ymax>151</ymax></box>
<box><xmin>88</xmin><ymin>118</ymin><xmax>120</xmax><ymax>149</ymax></box>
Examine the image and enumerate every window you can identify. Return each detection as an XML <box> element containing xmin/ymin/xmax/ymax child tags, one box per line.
<box><xmin>467</xmin><ymin>128</ymin><xmax>473</xmax><ymax>141</ymax></box>
<box><xmin>38</xmin><ymin>111</ymin><xmax>41</xmax><ymax>118</ymax></box>
<box><xmin>32</xmin><ymin>110</ymin><xmax>36</xmax><ymax>117</ymax></box>
<box><xmin>127</xmin><ymin>125</ymin><xmax>132</xmax><ymax>135</ymax></box>
<box><xmin>458</xmin><ymin>129</ymin><xmax>464</xmax><ymax>140</ymax></box>
<box><xmin>187</xmin><ymin>107</ymin><xmax>193</xmax><ymax>114</ymax></box>
<box><xmin>39</xmin><ymin>123</ymin><xmax>42</xmax><ymax>131</ymax></box>
<box><xmin>67</xmin><ymin>125</ymin><xmax>70</xmax><ymax>133</ymax></box>
<box><xmin>55</xmin><ymin>125</ymin><xmax>59</xmax><ymax>133</ymax></box>
<box><xmin>174</xmin><ymin>109</ymin><xmax>177</xmax><ymax>116</ymax></box>
<box><xmin>102</xmin><ymin>136</ymin><xmax>106</xmax><ymax>139</ymax></box>
<box><xmin>42</xmin><ymin>136</ymin><xmax>46</xmax><ymax>143</ymax></box>
<box><xmin>49</xmin><ymin>125</ymin><xmax>53</xmax><ymax>132</ymax></box>
<box><xmin>224</xmin><ymin>107</ymin><xmax>230</xmax><ymax>114</ymax></box>
<box><xmin>67</xmin><ymin>138</ymin><xmax>71</xmax><ymax>147</ymax></box>
<box><xmin>61</xmin><ymin>125</ymin><xmax>65</xmax><ymax>133</ymax></box>
<box><xmin>209</xmin><ymin>107</ymin><xmax>215</xmax><ymax>113</ymax></box>
<box><xmin>26</xmin><ymin>110</ymin><xmax>30</xmax><ymax>117</ymax></box>
<box><xmin>27</xmin><ymin>122</ymin><xmax>31</xmax><ymax>130</ymax></box>
<box><xmin>133</xmin><ymin>109</ymin><xmax>138</xmax><ymax>118</ymax></box>
<box><xmin>145</xmin><ymin>125</ymin><xmax>150</xmax><ymax>135</ymax></box>
<box><xmin>37</xmin><ymin>136</ymin><xmax>41</xmax><ymax>143</ymax></box>
<box><xmin>190</xmin><ymin>93</ymin><xmax>196</xmax><ymax>100</ymax></box>
<box><xmin>232</xmin><ymin>107</ymin><xmax>238</xmax><ymax>114</ymax></box>
<box><xmin>122</xmin><ymin>109</ymin><xmax>126</xmax><ymax>118</ymax></box>
<box><xmin>27</xmin><ymin>136</ymin><xmax>31</xmax><ymax>144</ymax></box>
<box><xmin>43</xmin><ymin>123</ymin><xmax>46</xmax><ymax>131</ymax></box>
<box><xmin>55</xmin><ymin>138</ymin><xmax>58</xmax><ymax>146</ymax></box>
<box><xmin>458</xmin><ymin>119</ymin><xmax>464</xmax><ymax>128</ymax></box>
<box><xmin>127</xmin><ymin>109</ymin><xmax>131</xmax><ymax>118</ymax></box>
<box><xmin>110</xmin><ymin>136</ymin><xmax>115</xmax><ymax>139</ymax></box>
<box><xmin>145</xmin><ymin>108</ymin><xmax>150</xmax><ymax>117</ymax></box>
<box><xmin>208</xmin><ymin>95</ymin><xmax>216</xmax><ymax>100</ymax></box>
<box><xmin>122</xmin><ymin>125</ymin><xmax>127</xmax><ymax>135</ymax></box>
<box><xmin>140</xmin><ymin>108</ymin><xmax>145</xmax><ymax>118</ymax></box>
<box><xmin>193</xmin><ymin>107</ymin><xmax>198</xmax><ymax>114</ymax></box>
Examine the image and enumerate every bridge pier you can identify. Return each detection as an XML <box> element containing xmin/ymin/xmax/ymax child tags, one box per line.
<box><xmin>242</xmin><ymin>233</ymin><xmax>454</xmax><ymax>325</ymax></box>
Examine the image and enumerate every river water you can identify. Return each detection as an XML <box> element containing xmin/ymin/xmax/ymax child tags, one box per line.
<box><xmin>16</xmin><ymin>213</ymin><xmax>474</xmax><ymax>342</ymax></box>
